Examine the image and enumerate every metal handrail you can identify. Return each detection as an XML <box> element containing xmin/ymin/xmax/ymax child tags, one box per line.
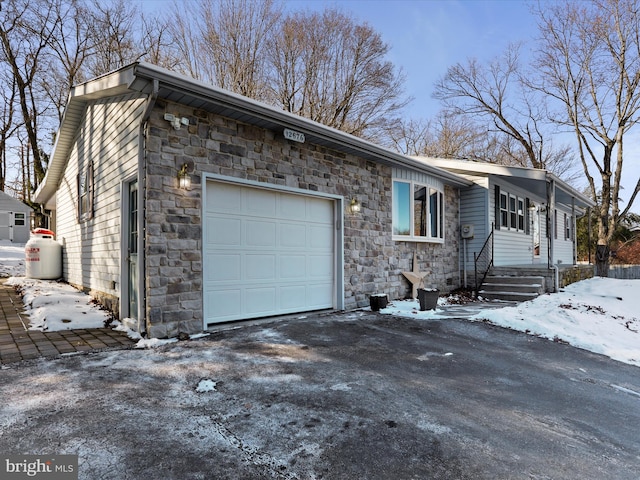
<box><xmin>474</xmin><ymin>223</ymin><xmax>494</xmax><ymax>295</ymax></box>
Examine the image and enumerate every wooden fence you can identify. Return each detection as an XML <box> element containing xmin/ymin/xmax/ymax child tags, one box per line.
<box><xmin>608</xmin><ymin>265</ymin><xmax>640</xmax><ymax>279</ymax></box>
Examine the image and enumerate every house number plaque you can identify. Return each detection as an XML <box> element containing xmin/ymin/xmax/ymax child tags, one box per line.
<box><xmin>284</xmin><ymin>128</ymin><xmax>305</xmax><ymax>143</ymax></box>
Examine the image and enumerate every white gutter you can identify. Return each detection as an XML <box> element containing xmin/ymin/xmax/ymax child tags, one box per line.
<box><xmin>131</xmin><ymin>63</ymin><xmax>472</xmax><ymax>189</ymax></box>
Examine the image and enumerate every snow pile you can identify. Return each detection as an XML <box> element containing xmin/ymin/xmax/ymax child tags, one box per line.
<box><xmin>7</xmin><ymin>277</ymin><xmax>112</xmax><ymax>331</ymax></box>
<box><xmin>0</xmin><ymin>241</ymin><xmax>26</xmax><ymax>278</ymax></box>
<box><xmin>195</xmin><ymin>379</ymin><xmax>218</xmax><ymax>393</ymax></box>
<box><xmin>469</xmin><ymin>277</ymin><xmax>640</xmax><ymax>367</ymax></box>
<box><xmin>380</xmin><ymin>277</ymin><xmax>640</xmax><ymax>367</ymax></box>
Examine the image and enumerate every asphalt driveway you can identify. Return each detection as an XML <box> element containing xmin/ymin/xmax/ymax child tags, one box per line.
<box><xmin>1</xmin><ymin>311</ymin><xmax>639</xmax><ymax>479</ymax></box>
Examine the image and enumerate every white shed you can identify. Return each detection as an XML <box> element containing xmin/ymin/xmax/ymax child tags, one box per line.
<box><xmin>0</xmin><ymin>190</ymin><xmax>32</xmax><ymax>243</ymax></box>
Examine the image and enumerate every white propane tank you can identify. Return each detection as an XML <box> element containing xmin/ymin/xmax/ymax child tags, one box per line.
<box><xmin>25</xmin><ymin>228</ymin><xmax>62</xmax><ymax>279</ymax></box>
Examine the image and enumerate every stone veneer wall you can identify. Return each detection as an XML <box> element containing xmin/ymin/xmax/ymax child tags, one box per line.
<box><xmin>143</xmin><ymin>100</ymin><xmax>460</xmax><ymax>337</ymax></box>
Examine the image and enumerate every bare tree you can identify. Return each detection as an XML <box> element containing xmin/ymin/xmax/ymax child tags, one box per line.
<box><xmin>165</xmin><ymin>0</ymin><xmax>281</xmax><ymax>98</ymax></box>
<box><xmin>139</xmin><ymin>14</ymin><xmax>176</xmax><ymax>69</ymax></box>
<box><xmin>0</xmin><ymin>72</ymin><xmax>21</xmax><ymax>192</ymax></box>
<box><xmin>0</xmin><ymin>0</ymin><xmax>59</xmax><ymax>197</ymax></box>
<box><xmin>384</xmin><ymin>118</ymin><xmax>435</xmax><ymax>156</ymax></box>
<box><xmin>385</xmin><ymin>114</ymin><xmax>485</xmax><ymax>158</ymax></box>
<box><xmin>165</xmin><ymin>1</ymin><xmax>212</xmax><ymax>82</ymax></box>
<box><xmin>269</xmin><ymin>8</ymin><xmax>409</xmax><ymax>138</ymax></box>
<box><xmin>535</xmin><ymin>0</ymin><xmax>640</xmax><ymax>275</ymax></box>
<box><xmin>199</xmin><ymin>0</ymin><xmax>281</xmax><ymax>98</ymax></box>
<box><xmin>84</xmin><ymin>0</ymin><xmax>143</xmax><ymax>77</ymax></box>
<box><xmin>43</xmin><ymin>0</ymin><xmax>94</xmax><ymax>120</ymax></box>
<box><xmin>433</xmin><ymin>43</ymin><xmax>567</xmax><ymax>171</ymax></box>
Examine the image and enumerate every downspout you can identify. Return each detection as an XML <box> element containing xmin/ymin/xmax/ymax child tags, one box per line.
<box><xmin>571</xmin><ymin>197</ymin><xmax>576</xmax><ymax>264</ymax></box>
<box><xmin>137</xmin><ymin>78</ymin><xmax>159</xmax><ymax>335</ymax></box>
<box><xmin>547</xmin><ymin>176</ymin><xmax>558</xmax><ymax>292</ymax></box>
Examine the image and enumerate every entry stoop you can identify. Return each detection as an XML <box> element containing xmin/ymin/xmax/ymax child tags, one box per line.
<box><xmin>478</xmin><ymin>275</ymin><xmax>545</xmax><ymax>302</ymax></box>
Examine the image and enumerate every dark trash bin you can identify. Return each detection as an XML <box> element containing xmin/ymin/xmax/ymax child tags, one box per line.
<box><xmin>418</xmin><ymin>288</ymin><xmax>439</xmax><ymax>311</ymax></box>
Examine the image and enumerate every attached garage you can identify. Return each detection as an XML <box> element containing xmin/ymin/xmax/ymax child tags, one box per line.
<box><xmin>203</xmin><ymin>178</ymin><xmax>343</xmax><ymax>325</ymax></box>
<box><xmin>36</xmin><ymin>62</ymin><xmax>471</xmax><ymax>338</ymax></box>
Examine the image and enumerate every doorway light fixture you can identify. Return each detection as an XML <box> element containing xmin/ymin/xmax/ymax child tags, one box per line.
<box><xmin>177</xmin><ymin>163</ymin><xmax>191</xmax><ymax>189</ymax></box>
<box><xmin>349</xmin><ymin>198</ymin><xmax>361</xmax><ymax>214</ymax></box>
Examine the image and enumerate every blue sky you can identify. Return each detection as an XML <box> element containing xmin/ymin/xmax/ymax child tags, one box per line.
<box><xmin>141</xmin><ymin>0</ymin><xmax>538</xmax><ymax>119</ymax></box>
<box><xmin>289</xmin><ymin>0</ymin><xmax>538</xmax><ymax>119</ymax></box>
<box><xmin>139</xmin><ymin>0</ymin><xmax>640</xmax><ymax>202</ymax></box>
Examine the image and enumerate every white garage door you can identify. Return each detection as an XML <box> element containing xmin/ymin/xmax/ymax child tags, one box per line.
<box><xmin>204</xmin><ymin>181</ymin><xmax>336</xmax><ymax>325</ymax></box>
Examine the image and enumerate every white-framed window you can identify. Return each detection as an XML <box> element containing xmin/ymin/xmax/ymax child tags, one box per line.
<box><xmin>518</xmin><ymin>198</ymin><xmax>525</xmax><ymax>231</ymax></box>
<box><xmin>393</xmin><ymin>180</ymin><xmax>444</xmax><ymax>242</ymax></box>
<box><xmin>78</xmin><ymin>163</ymin><xmax>94</xmax><ymax>222</ymax></box>
<box><xmin>496</xmin><ymin>187</ymin><xmax>526</xmax><ymax>232</ymax></box>
<box><xmin>509</xmin><ymin>194</ymin><xmax>517</xmax><ymax>229</ymax></box>
<box><xmin>14</xmin><ymin>213</ymin><xmax>25</xmax><ymax>226</ymax></box>
<box><xmin>500</xmin><ymin>192</ymin><xmax>508</xmax><ymax>228</ymax></box>
<box><xmin>564</xmin><ymin>213</ymin><xmax>572</xmax><ymax>240</ymax></box>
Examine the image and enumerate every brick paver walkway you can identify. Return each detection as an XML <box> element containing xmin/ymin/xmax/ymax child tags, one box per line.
<box><xmin>0</xmin><ymin>280</ymin><xmax>136</xmax><ymax>364</ymax></box>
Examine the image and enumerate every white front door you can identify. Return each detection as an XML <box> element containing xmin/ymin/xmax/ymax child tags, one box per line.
<box><xmin>204</xmin><ymin>180</ymin><xmax>336</xmax><ymax>325</ymax></box>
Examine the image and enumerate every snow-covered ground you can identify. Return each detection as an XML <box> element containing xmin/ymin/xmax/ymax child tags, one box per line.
<box><xmin>380</xmin><ymin>278</ymin><xmax>640</xmax><ymax>367</ymax></box>
<box><xmin>1</xmin><ymin>241</ymin><xmax>639</xmax><ymax>366</ymax></box>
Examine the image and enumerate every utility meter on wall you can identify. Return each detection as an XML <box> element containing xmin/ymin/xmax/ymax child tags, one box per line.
<box><xmin>461</xmin><ymin>224</ymin><xmax>474</xmax><ymax>239</ymax></box>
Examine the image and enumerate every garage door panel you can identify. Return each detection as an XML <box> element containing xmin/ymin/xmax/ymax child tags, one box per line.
<box><xmin>281</xmin><ymin>255</ymin><xmax>306</xmax><ymax>278</ymax></box>
<box><xmin>206</xmin><ymin>288</ymin><xmax>242</xmax><ymax>318</ymax></box>
<box><xmin>280</xmin><ymin>223</ymin><xmax>307</xmax><ymax>248</ymax></box>
<box><xmin>307</xmin><ymin>197</ymin><xmax>333</xmax><ymax>221</ymax></box>
<box><xmin>280</xmin><ymin>285</ymin><xmax>307</xmax><ymax>309</ymax></box>
<box><xmin>307</xmin><ymin>283</ymin><xmax>334</xmax><ymax>307</ymax></box>
<box><xmin>205</xmin><ymin>180</ymin><xmax>336</xmax><ymax>324</ymax></box>
<box><xmin>245</xmin><ymin>287</ymin><xmax>277</xmax><ymax>314</ymax></box>
<box><xmin>206</xmin><ymin>254</ymin><xmax>241</xmax><ymax>282</ymax></box>
<box><xmin>245</xmin><ymin>189</ymin><xmax>277</xmax><ymax>216</ymax></box>
<box><xmin>309</xmin><ymin>255</ymin><xmax>334</xmax><ymax>277</ymax></box>
<box><xmin>246</xmin><ymin>254</ymin><xmax>277</xmax><ymax>280</ymax></box>
<box><xmin>310</xmin><ymin>225</ymin><xmax>334</xmax><ymax>249</ymax></box>
<box><xmin>207</xmin><ymin>182</ymin><xmax>242</xmax><ymax>213</ymax></box>
<box><xmin>280</xmin><ymin>195</ymin><xmax>308</xmax><ymax>220</ymax></box>
<box><xmin>246</xmin><ymin>220</ymin><xmax>277</xmax><ymax>246</ymax></box>
<box><xmin>208</xmin><ymin>217</ymin><xmax>242</xmax><ymax>245</ymax></box>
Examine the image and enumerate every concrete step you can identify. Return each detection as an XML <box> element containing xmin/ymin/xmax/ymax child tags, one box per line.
<box><xmin>478</xmin><ymin>290</ymin><xmax>541</xmax><ymax>302</ymax></box>
<box><xmin>480</xmin><ymin>283</ymin><xmax>542</xmax><ymax>294</ymax></box>
<box><xmin>483</xmin><ymin>275</ymin><xmax>545</xmax><ymax>286</ymax></box>
<box><xmin>479</xmin><ymin>275</ymin><xmax>545</xmax><ymax>302</ymax></box>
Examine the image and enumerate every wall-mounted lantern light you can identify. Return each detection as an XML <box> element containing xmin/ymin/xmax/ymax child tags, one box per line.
<box><xmin>177</xmin><ymin>163</ymin><xmax>191</xmax><ymax>189</ymax></box>
<box><xmin>349</xmin><ymin>198</ymin><xmax>361</xmax><ymax>214</ymax></box>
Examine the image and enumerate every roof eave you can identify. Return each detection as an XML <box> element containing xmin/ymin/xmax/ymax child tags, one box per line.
<box><xmin>38</xmin><ymin>62</ymin><xmax>472</xmax><ymax>206</ymax></box>
<box><xmin>131</xmin><ymin>63</ymin><xmax>472</xmax><ymax>188</ymax></box>
<box><xmin>415</xmin><ymin>156</ymin><xmax>595</xmax><ymax>208</ymax></box>
<box><xmin>35</xmin><ymin>65</ymin><xmax>137</xmax><ymax>205</ymax></box>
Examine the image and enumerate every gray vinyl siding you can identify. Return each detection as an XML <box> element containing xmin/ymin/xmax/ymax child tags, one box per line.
<box><xmin>392</xmin><ymin>167</ymin><xmax>445</xmax><ymax>189</ymax></box>
<box><xmin>55</xmin><ymin>93</ymin><xmax>146</xmax><ymax>295</ymax></box>
<box><xmin>554</xmin><ymin>206</ymin><xmax>575</xmax><ymax>265</ymax></box>
<box><xmin>490</xmin><ymin>178</ymin><xmax>541</xmax><ymax>266</ymax></box>
<box><xmin>459</xmin><ymin>182</ymin><xmax>489</xmax><ymax>271</ymax></box>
